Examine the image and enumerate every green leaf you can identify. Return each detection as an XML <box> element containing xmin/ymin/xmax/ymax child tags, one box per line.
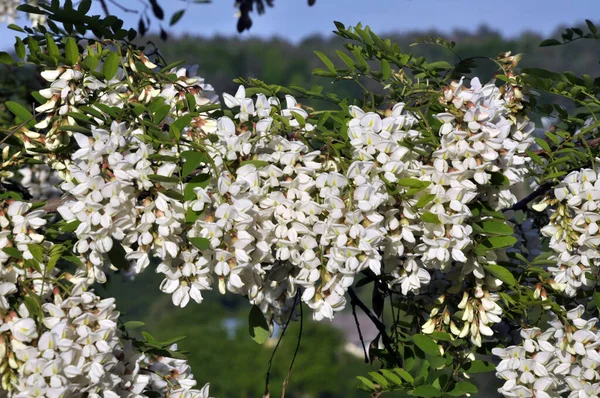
<box><xmin>45</xmin><ymin>33</ymin><xmax>59</xmax><ymax>58</ymax></box>
<box><xmin>148</xmin><ymin>174</ymin><xmax>180</xmax><ymax>184</ymax></box>
<box><xmin>170</xmin><ymin>9</ymin><xmax>185</xmax><ymax>26</ymax></box>
<box><xmin>430</xmin><ymin>331</ymin><xmax>452</xmax><ymax>341</ymax></box>
<box><xmin>356</xmin><ymin>376</ymin><xmax>377</xmax><ymax>391</ymax></box>
<box><xmin>539</xmin><ymin>39</ymin><xmax>561</xmax><ymax>47</ymax></box>
<box><xmin>380</xmin><ymin>369</ymin><xmax>403</xmax><ymax>386</ymax></box>
<box><xmin>181</xmin><ymin>150</ymin><xmax>210</xmax><ymax>177</ymax></box>
<box><xmin>142</xmin><ymin>331</ymin><xmax>159</xmax><ymax>345</ymax></box>
<box><xmin>545</xmin><ymin>131</ymin><xmax>560</xmax><ymax>145</ymax></box>
<box><xmin>421</xmin><ymin>212</ymin><xmax>440</xmax><ymax>224</ymax></box>
<box><xmin>397</xmin><ymin>178</ymin><xmax>428</xmax><ymax>188</ymax></box>
<box><xmin>6</xmin><ymin>101</ymin><xmax>34</xmax><ymax>127</ymax></box>
<box><xmin>351</xmin><ymin>48</ymin><xmax>369</xmax><ymax>73</ymax></box>
<box><xmin>60</xmin><ymin>125</ymin><xmax>91</xmax><ymax>133</ymax></box>
<box><xmin>163</xmin><ymin>189</ymin><xmax>185</xmax><ymax>201</ymax></box>
<box><xmin>248</xmin><ymin>305</ymin><xmax>270</xmax><ymax>344</ymax></box>
<box><xmin>107</xmin><ymin>240</ymin><xmax>130</xmax><ymax>270</ymax></box>
<box><xmin>394</xmin><ymin>368</ymin><xmax>414</xmax><ymax>383</ymax></box>
<box><xmin>594</xmin><ymin>292</ymin><xmax>600</xmax><ymax>312</ymax></box>
<box><xmin>82</xmin><ymin>55</ymin><xmax>99</xmax><ymax>71</ymax></box>
<box><xmin>238</xmin><ymin>160</ymin><xmax>269</xmax><ymax>169</ymax></box>
<box><xmin>7</xmin><ymin>24</ymin><xmax>25</xmax><ymax>33</ymax></box>
<box><xmin>448</xmin><ymin>381</ymin><xmax>478</xmax><ymax>396</ymax></box>
<box><xmin>27</xmin><ymin>244</ymin><xmax>44</xmax><ymax>263</ymax></box>
<box><xmin>413</xmin><ymin>334</ymin><xmax>440</xmax><ymax>356</ymax></box>
<box><xmin>314</xmin><ymin>50</ymin><xmax>336</xmax><ymax>73</ymax></box>
<box><xmin>369</xmin><ymin>372</ymin><xmax>389</xmax><ymax>388</ymax></box>
<box><xmin>522</xmin><ymin>67</ymin><xmax>562</xmax><ymax>81</ymax></box>
<box><xmin>17</xmin><ymin>4</ymin><xmax>45</xmax><ymax>14</ymax></box>
<box><xmin>462</xmin><ymin>360</ymin><xmax>495</xmax><ymax>374</ymax></box>
<box><xmin>481</xmin><ymin>220</ymin><xmax>513</xmax><ymax>236</ymax></box>
<box><xmin>23</xmin><ymin>294</ymin><xmax>40</xmax><ymax>317</ymax></box>
<box><xmin>416</xmin><ymin>194</ymin><xmax>436</xmax><ymax>208</ymax></box>
<box><xmin>380</xmin><ymin>59</ymin><xmax>391</xmax><ymax>80</ymax></box>
<box><xmin>14</xmin><ymin>38</ymin><xmax>26</xmax><ymax>60</ymax></box>
<box><xmin>60</xmin><ymin>220</ymin><xmax>81</xmax><ymax>233</ymax></box>
<box><xmin>184</xmin><ymin>174</ymin><xmax>211</xmax><ymax>200</ymax></box>
<box><xmin>2</xmin><ymin>247</ymin><xmax>22</xmax><ymax>259</ymax></box>
<box><xmin>535</xmin><ymin>138</ymin><xmax>551</xmax><ymax>152</ymax></box>
<box><xmin>156</xmin><ymin>335</ymin><xmax>186</xmax><ymax>348</ymax></box>
<box><xmin>0</xmin><ymin>51</ymin><xmax>13</xmax><ymax>65</ymax></box>
<box><xmin>75</xmin><ymin>0</ymin><xmax>91</xmax><ymax>12</ymax></box>
<box><xmin>527</xmin><ymin>150</ymin><xmax>544</xmax><ymax>166</ymax></box>
<box><xmin>412</xmin><ymin>385</ymin><xmax>442</xmax><ymax>397</ymax></box>
<box><xmin>336</xmin><ymin>50</ymin><xmax>355</xmax><ymax>70</ymax></box>
<box><xmin>189</xmin><ymin>237</ymin><xmax>210</xmax><ymax>251</ymax></box>
<box><xmin>482</xmin><ymin>236</ymin><xmax>518</xmax><ymax>250</ymax></box>
<box><xmin>484</xmin><ymin>264</ymin><xmax>516</xmax><ymax>286</ymax></box>
<box><xmin>46</xmin><ymin>244</ymin><xmax>65</xmax><ymax>274</ymax></box>
<box><xmin>586</xmin><ymin>19</ymin><xmax>597</xmax><ymax>34</ymax></box>
<box><xmin>63</xmin><ymin>255</ymin><xmax>82</xmax><ymax>267</ymax></box>
<box><xmin>80</xmin><ymin>105</ymin><xmax>106</xmax><ymax>119</ymax></box>
<box><xmin>64</xmin><ymin>37</ymin><xmax>78</xmax><ymax>65</ymax></box>
<box><xmin>103</xmin><ymin>52</ymin><xmax>120</xmax><ymax>80</ymax></box>
<box><xmin>123</xmin><ymin>321</ymin><xmax>146</xmax><ymax>330</ymax></box>
<box><xmin>489</xmin><ymin>172</ymin><xmax>509</xmax><ymax>186</ymax></box>
<box><xmin>185</xmin><ymin>93</ymin><xmax>196</xmax><ymax>111</ymax></box>
<box><xmin>291</xmin><ymin>111</ymin><xmax>306</xmax><ymax>127</ymax></box>
<box><xmin>170</xmin><ymin>114</ymin><xmax>192</xmax><ymax>141</ymax></box>
<box><xmin>312</xmin><ymin>68</ymin><xmax>337</xmax><ymax>78</ymax></box>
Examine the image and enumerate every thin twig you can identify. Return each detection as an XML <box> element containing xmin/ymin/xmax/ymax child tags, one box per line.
<box><xmin>348</xmin><ymin>287</ymin><xmax>402</xmax><ymax>368</ymax></box>
<box><xmin>351</xmin><ymin>297</ymin><xmax>369</xmax><ymax>363</ymax></box>
<box><xmin>281</xmin><ymin>299</ymin><xmax>303</xmax><ymax>398</ymax></box>
<box><xmin>98</xmin><ymin>0</ymin><xmax>110</xmax><ymax>16</ymax></box>
<box><xmin>108</xmin><ymin>0</ymin><xmax>138</xmax><ymax>13</ymax></box>
<box><xmin>264</xmin><ymin>291</ymin><xmax>299</xmax><ymax>398</ymax></box>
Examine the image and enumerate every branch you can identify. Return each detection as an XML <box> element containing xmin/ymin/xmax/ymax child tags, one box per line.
<box><xmin>281</xmin><ymin>299</ymin><xmax>303</xmax><ymax>398</ymax></box>
<box><xmin>506</xmin><ymin>136</ymin><xmax>600</xmax><ymax>212</ymax></box>
<box><xmin>263</xmin><ymin>292</ymin><xmax>299</xmax><ymax>398</ymax></box>
<box><xmin>348</xmin><ymin>287</ymin><xmax>402</xmax><ymax>368</ymax></box>
<box><xmin>108</xmin><ymin>0</ymin><xmax>138</xmax><ymax>13</ymax></box>
<box><xmin>98</xmin><ymin>0</ymin><xmax>110</xmax><ymax>16</ymax></box>
<box><xmin>351</xmin><ymin>297</ymin><xmax>369</xmax><ymax>363</ymax></box>
<box><xmin>42</xmin><ymin>195</ymin><xmax>73</xmax><ymax>213</ymax></box>
<box><xmin>506</xmin><ymin>182</ymin><xmax>552</xmax><ymax>212</ymax></box>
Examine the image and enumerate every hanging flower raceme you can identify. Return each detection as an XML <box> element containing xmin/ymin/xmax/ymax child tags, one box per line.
<box><xmin>494</xmin><ymin>305</ymin><xmax>600</xmax><ymax>398</ymax></box>
<box><xmin>28</xmin><ymin>46</ymin><xmax>533</xmax><ymax>331</ymax></box>
<box><xmin>0</xmin><ymin>199</ymin><xmax>212</xmax><ymax>397</ymax></box>
<box><xmin>537</xmin><ymin>164</ymin><xmax>600</xmax><ymax>297</ymax></box>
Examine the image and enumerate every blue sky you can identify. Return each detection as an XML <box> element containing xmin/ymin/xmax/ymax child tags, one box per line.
<box><xmin>1</xmin><ymin>0</ymin><xmax>599</xmax><ymax>50</ymax></box>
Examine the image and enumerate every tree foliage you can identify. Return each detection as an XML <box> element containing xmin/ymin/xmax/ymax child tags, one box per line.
<box><xmin>0</xmin><ymin>3</ymin><xmax>600</xmax><ymax>398</ymax></box>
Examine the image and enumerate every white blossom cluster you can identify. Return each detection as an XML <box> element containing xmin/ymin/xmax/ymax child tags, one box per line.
<box><xmin>540</xmin><ymin>164</ymin><xmax>600</xmax><ymax>296</ymax></box>
<box><xmin>411</xmin><ymin>76</ymin><xmax>533</xmax><ymax>345</ymax></box>
<box><xmin>189</xmin><ymin>76</ymin><xmax>533</xmax><ymax>330</ymax></box>
<box><xmin>23</xmin><ymin>39</ymin><xmax>537</xmax><ymax>338</ymax></box>
<box><xmin>28</xmin><ymin>55</ymin><xmax>219</xmax><ymax>298</ymax></box>
<box><xmin>0</xmin><ymin>200</ymin><xmax>211</xmax><ymax>397</ymax></box>
<box><xmin>494</xmin><ymin>305</ymin><xmax>600</xmax><ymax>398</ymax></box>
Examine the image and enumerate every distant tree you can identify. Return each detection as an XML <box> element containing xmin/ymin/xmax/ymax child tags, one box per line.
<box><xmin>1</xmin><ymin>0</ymin><xmax>317</xmax><ymax>36</ymax></box>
